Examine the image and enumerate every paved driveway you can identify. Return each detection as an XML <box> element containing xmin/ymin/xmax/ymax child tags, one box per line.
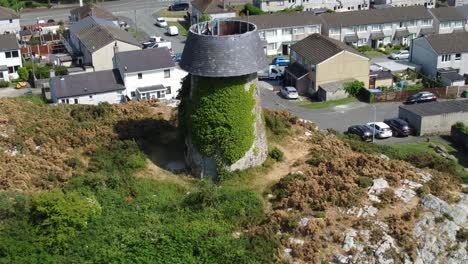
<box><xmin>259</xmin><ymin>83</ymin><xmax>401</xmax><ymax>132</ymax></box>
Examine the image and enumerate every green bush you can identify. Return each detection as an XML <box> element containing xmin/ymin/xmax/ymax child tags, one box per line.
<box><xmin>0</xmin><ymin>80</ymin><xmax>10</xmax><ymax>88</ymax></box>
<box><xmin>403</xmin><ymin>152</ymin><xmax>458</xmax><ymax>175</ymax></box>
<box><xmin>453</xmin><ymin>122</ymin><xmax>468</xmax><ymax>134</ymax></box>
<box><xmin>456</xmin><ymin>228</ymin><xmax>468</xmax><ymax>242</ymax></box>
<box><xmin>54</xmin><ymin>65</ymin><xmax>69</xmax><ymax>76</ymax></box>
<box><xmin>357</xmin><ymin>176</ymin><xmax>373</xmax><ymax>188</ymax></box>
<box><xmin>187</xmin><ymin>76</ymin><xmax>256</xmax><ymax>165</ymax></box>
<box><xmin>264</xmin><ymin>110</ymin><xmax>292</xmax><ymax>137</ymax></box>
<box><xmin>269</xmin><ymin>147</ymin><xmax>284</xmax><ymax>162</ymax></box>
<box><xmin>241</xmin><ymin>3</ymin><xmax>265</xmax><ymax>15</ymax></box>
<box><xmin>17</xmin><ymin>67</ymin><xmax>29</xmax><ymax>81</ymax></box>
<box><xmin>357</xmin><ymin>45</ymin><xmax>372</xmax><ymax>52</ymax></box>
<box><xmin>344</xmin><ymin>80</ymin><xmax>365</xmax><ymax>96</ymax></box>
<box><xmin>306</xmin><ymin>153</ymin><xmax>322</xmax><ymax>166</ymax></box>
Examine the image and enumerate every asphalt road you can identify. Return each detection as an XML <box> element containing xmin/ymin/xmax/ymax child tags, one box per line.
<box><xmin>259</xmin><ymin>83</ymin><xmax>400</xmax><ymax>133</ymax></box>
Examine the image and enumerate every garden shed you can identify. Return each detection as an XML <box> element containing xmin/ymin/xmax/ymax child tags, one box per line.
<box><xmin>317</xmin><ymin>79</ymin><xmax>351</xmax><ymax>101</ymax></box>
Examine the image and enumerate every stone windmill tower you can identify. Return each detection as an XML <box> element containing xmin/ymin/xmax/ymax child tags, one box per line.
<box><xmin>179</xmin><ymin>20</ymin><xmax>268</xmax><ymax>178</ymax></box>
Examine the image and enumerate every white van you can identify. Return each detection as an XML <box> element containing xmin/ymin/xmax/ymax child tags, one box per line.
<box><xmin>167</xmin><ymin>26</ymin><xmax>179</xmax><ymax>36</ymax></box>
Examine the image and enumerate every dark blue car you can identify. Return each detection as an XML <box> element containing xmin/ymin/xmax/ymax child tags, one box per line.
<box><xmin>271</xmin><ymin>56</ymin><xmax>290</xmax><ymax>66</ymax></box>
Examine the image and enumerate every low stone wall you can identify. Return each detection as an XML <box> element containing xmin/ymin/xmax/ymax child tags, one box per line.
<box><xmin>451</xmin><ymin>126</ymin><xmax>468</xmax><ymax>150</ymax></box>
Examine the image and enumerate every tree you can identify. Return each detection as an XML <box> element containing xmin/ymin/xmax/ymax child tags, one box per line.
<box><xmin>54</xmin><ymin>65</ymin><xmax>68</xmax><ymax>76</ymax></box>
<box><xmin>199</xmin><ymin>13</ymin><xmax>210</xmax><ymax>22</ymax></box>
<box><xmin>242</xmin><ymin>3</ymin><xmax>265</xmax><ymax>16</ymax></box>
<box><xmin>344</xmin><ymin>80</ymin><xmax>365</xmax><ymax>97</ymax></box>
<box><xmin>17</xmin><ymin>67</ymin><xmax>29</xmax><ymax>81</ymax></box>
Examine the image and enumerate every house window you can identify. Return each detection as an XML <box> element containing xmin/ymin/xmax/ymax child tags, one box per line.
<box><xmin>0</xmin><ymin>72</ymin><xmax>3</xmax><ymax>79</ymax></box>
<box><xmin>421</xmin><ymin>19</ymin><xmax>431</xmax><ymax>26</ymax></box>
<box><xmin>12</xmin><ymin>51</ymin><xmax>18</xmax><ymax>57</ymax></box>
<box><xmin>7</xmin><ymin>66</ymin><xmax>14</xmax><ymax>73</ymax></box>
<box><xmin>308</xmin><ymin>26</ymin><xmax>319</xmax><ymax>33</ymax></box>
<box><xmin>5</xmin><ymin>52</ymin><xmax>11</xmax><ymax>58</ymax></box>
<box><xmin>267</xmin><ymin>43</ymin><xmax>277</xmax><ymax>51</ymax></box>
<box><xmin>406</xmin><ymin>21</ymin><xmax>416</xmax><ymax>28</ymax></box>
<box><xmin>65</xmin><ymin>99</ymin><xmax>70</xmax><ymax>104</ymax></box>
<box><xmin>164</xmin><ymin>69</ymin><xmax>170</xmax><ymax>78</ymax></box>
<box><xmin>293</xmin><ymin>27</ymin><xmax>304</xmax><ymax>35</ymax></box>
<box><xmin>14</xmin><ymin>65</ymin><xmax>19</xmax><ymax>72</ymax></box>
<box><xmin>74</xmin><ymin>98</ymin><xmax>78</xmax><ymax>104</ymax></box>
<box><xmin>371</xmin><ymin>24</ymin><xmax>381</xmax><ymax>31</ymax></box>
<box><xmin>138</xmin><ymin>73</ymin><xmax>142</xmax><ymax>79</ymax></box>
<box><xmin>258</xmin><ymin>31</ymin><xmax>265</xmax><ymax>40</ymax></box>
<box><xmin>358</xmin><ymin>38</ymin><xmax>367</xmax><ymax>46</ymax></box>
<box><xmin>357</xmin><ymin>25</ymin><xmax>366</xmax><ymax>32</ymax></box>
<box><xmin>265</xmin><ymin>30</ymin><xmax>276</xmax><ymax>38</ymax></box>
<box><xmin>454</xmin><ymin>21</ymin><xmax>463</xmax><ymax>28</ymax></box>
<box><xmin>440</xmin><ymin>22</ymin><xmax>450</xmax><ymax>28</ymax></box>
<box><xmin>441</xmin><ymin>54</ymin><xmax>451</xmax><ymax>62</ymax></box>
<box><xmin>382</xmin><ymin>23</ymin><xmax>392</xmax><ymax>30</ymax></box>
<box><xmin>89</xmin><ymin>95</ymin><xmax>93</xmax><ymax>99</ymax></box>
<box><xmin>9</xmin><ymin>19</ymin><xmax>12</xmax><ymax>23</ymax></box>
<box><xmin>131</xmin><ymin>91</ymin><xmax>136</xmax><ymax>97</ymax></box>
<box><xmin>282</xmin><ymin>28</ymin><xmax>292</xmax><ymax>36</ymax></box>
<box><xmin>166</xmin><ymin>86</ymin><xmax>171</xmax><ymax>94</ymax></box>
<box><xmin>330</xmin><ymin>28</ymin><xmax>340</xmax><ymax>34</ymax></box>
<box><xmin>278</xmin><ymin>0</ymin><xmax>284</xmax><ymax>5</ymax></box>
<box><xmin>455</xmin><ymin>53</ymin><xmax>461</xmax><ymax>61</ymax></box>
<box><xmin>266</xmin><ymin>1</ymin><xmax>269</xmax><ymax>5</ymax></box>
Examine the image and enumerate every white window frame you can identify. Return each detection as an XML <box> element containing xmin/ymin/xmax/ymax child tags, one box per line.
<box><xmin>330</xmin><ymin>27</ymin><xmax>340</xmax><ymax>35</ymax></box>
<box><xmin>265</xmin><ymin>30</ymin><xmax>276</xmax><ymax>38</ymax></box>
<box><xmin>441</xmin><ymin>54</ymin><xmax>451</xmax><ymax>62</ymax></box>
<box><xmin>293</xmin><ymin>27</ymin><xmax>305</xmax><ymax>35</ymax></box>
<box><xmin>455</xmin><ymin>53</ymin><xmax>461</xmax><ymax>61</ymax></box>
<box><xmin>282</xmin><ymin>28</ymin><xmax>292</xmax><ymax>36</ymax></box>
<box><xmin>357</xmin><ymin>25</ymin><xmax>366</xmax><ymax>32</ymax></box>
<box><xmin>440</xmin><ymin>22</ymin><xmax>450</xmax><ymax>28</ymax></box>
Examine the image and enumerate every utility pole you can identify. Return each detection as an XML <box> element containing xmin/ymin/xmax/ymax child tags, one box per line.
<box><xmin>372</xmin><ymin>104</ymin><xmax>376</xmax><ymax>143</ymax></box>
<box><xmin>134</xmin><ymin>9</ymin><xmax>138</xmax><ymax>33</ymax></box>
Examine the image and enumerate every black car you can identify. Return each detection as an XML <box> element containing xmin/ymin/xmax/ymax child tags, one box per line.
<box><xmin>384</xmin><ymin>118</ymin><xmax>412</xmax><ymax>137</ymax></box>
<box><xmin>404</xmin><ymin>92</ymin><xmax>437</xmax><ymax>104</ymax></box>
<box><xmin>47</xmin><ymin>19</ymin><xmax>55</xmax><ymax>23</ymax></box>
<box><xmin>169</xmin><ymin>2</ymin><xmax>189</xmax><ymax>11</ymax></box>
<box><xmin>347</xmin><ymin>125</ymin><xmax>373</xmax><ymax>141</ymax></box>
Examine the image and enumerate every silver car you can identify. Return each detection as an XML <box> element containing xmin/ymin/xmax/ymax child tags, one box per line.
<box><xmin>389</xmin><ymin>50</ymin><xmax>410</xmax><ymax>60</ymax></box>
<box><xmin>280</xmin><ymin>86</ymin><xmax>299</xmax><ymax>99</ymax></box>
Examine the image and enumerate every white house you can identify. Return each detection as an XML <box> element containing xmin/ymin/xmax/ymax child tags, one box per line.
<box><xmin>50</xmin><ymin>48</ymin><xmax>187</xmax><ymax>105</ymax></box>
<box><xmin>321</xmin><ymin>6</ymin><xmax>435</xmax><ymax>48</ymax></box>
<box><xmin>115</xmin><ymin>48</ymin><xmax>187</xmax><ymax>101</ymax></box>
<box><xmin>429</xmin><ymin>7</ymin><xmax>467</xmax><ymax>35</ymax></box>
<box><xmin>254</xmin><ymin>0</ymin><xmax>370</xmax><ymax>13</ymax></box>
<box><xmin>0</xmin><ymin>6</ymin><xmax>20</xmax><ymax>37</ymax></box>
<box><xmin>0</xmin><ymin>34</ymin><xmax>22</xmax><ymax>81</ymax></box>
<box><xmin>50</xmin><ymin>69</ymin><xmax>125</xmax><ymax>105</ymax></box>
<box><xmin>65</xmin><ymin>16</ymin><xmax>141</xmax><ymax>71</ymax></box>
<box><xmin>191</xmin><ymin>0</ymin><xmax>236</xmax><ymax>22</ymax></box>
<box><xmin>372</xmin><ymin>0</ymin><xmax>435</xmax><ymax>8</ymax></box>
<box><xmin>238</xmin><ymin>12</ymin><xmax>322</xmax><ymax>56</ymax></box>
<box><xmin>410</xmin><ymin>32</ymin><xmax>468</xmax><ymax>86</ymax></box>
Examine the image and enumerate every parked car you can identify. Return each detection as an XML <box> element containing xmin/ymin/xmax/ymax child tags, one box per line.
<box><xmin>167</xmin><ymin>26</ymin><xmax>179</xmax><ymax>36</ymax></box>
<box><xmin>404</xmin><ymin>91</ymin><xmax>437</xmax><ymax>104</ymax></box>
<box><xmin>47</xmin><ymin>19</ymin><xmax>55</xmax><ymax>23</ymax></box>
<box><xmin>257</xmin><ymin>65</ymin><xmax>283</xmax><ymax>80</ymax></box>
<box><xmin>272</xmin><ymin>56</ymin><xmax>290</xmax><ymax>66</ymax></box>
<box><xmin>384</xmin><ymin>118</ymin><xmax>412</xmax><ymax>137</ymax></box>
<box><xmin>366</xmin><ymin>122</ymin><xmax>393</xmax><ymax>139</ymax></box>
<box><xmin>347</xmin><ymin>125</ymin><xmax>373</xmax><ymax>141</ymax></box>
<box><xmin>280</xmin><ymin>86</ymin><xmax>299</xmax><ymax>99</ymax></box>
<box><xmin>168</xmin><ymin>2</ymin><xmax>189</xmax><ymax>11</ymax></box>
<box><xmin>389</xmin><ymin>50</ymin><xmax>410</xmax><ymax>60</ymax></box>
<box><xmin>155</xmin><ymin>18</ymin><xmax>168</xmax><ymax>27</ymax></box>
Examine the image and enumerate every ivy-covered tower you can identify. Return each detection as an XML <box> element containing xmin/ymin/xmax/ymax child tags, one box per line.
<box><xmin>179</xmin><ymin>20</ymin><xmax>268</xmax><ymax>178</ymax></box>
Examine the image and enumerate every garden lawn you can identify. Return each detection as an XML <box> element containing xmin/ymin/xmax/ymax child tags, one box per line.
<box><xmin>298</xmin><ymin>97</ymin><xmax>357</xmax><ymax>110</ymax></box>
<box><xmin>390</xmin><ymin>140</ymin><xmax>468</xmax><ymax>183</ymax></box>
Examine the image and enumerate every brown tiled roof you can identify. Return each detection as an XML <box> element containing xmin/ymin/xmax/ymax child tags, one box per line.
<box><xmin>70</xmin><ymin>4</ymin><xmax>117</xmax><ymax>21</ymax></box>
<box><xmin>290</xmin><ymin>34</ymin><xmax>366</xmax><ymax>65</ymax></box>
<box><xmin>424</xmin><ymin>31</ymin><xmax>468</xmax><ymax>54</ymax></box>
<box><xmin>237</xmin><ymin>12</ymin><xmax>322</xmax><ymax>30</ymax></box>
<box><xmin>0</xmin><ymin>6</ymin><xmax>18</xmax><ymax>20</ymax></box>
<box><xmin>321</xmin><ymin>6</ymin><xmax>432</xmax><ymax>28</ymax></box>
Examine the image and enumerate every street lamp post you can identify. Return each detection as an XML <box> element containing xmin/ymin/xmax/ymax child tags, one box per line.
<box><xmin>372</xmin><ymin>104</ymin><xmax>376</xmax><ymax>143</ymax></box>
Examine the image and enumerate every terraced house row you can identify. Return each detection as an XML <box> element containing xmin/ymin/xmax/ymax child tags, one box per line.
<box><xmin>240</xmin><ymin>6</ymin><xmax>468</xmax><ymax>56</ymax></box>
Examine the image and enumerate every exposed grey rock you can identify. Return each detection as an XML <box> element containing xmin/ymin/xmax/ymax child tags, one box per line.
<box><xmin>299</xmin><ymin>217</ymin><xmax>310</xmax><ymax>227</ymax></box>
<box><xmin>333</xmin><ymin>254</ymin><xmax>350</xmax><ymax>264</ymax></box>
<box><xmin>369</xmin><ymin>178</ymin><xmax>389</xmax><ymax>195</ymax></box>
<box><xmin>343</xmin><ymin>229</ymin><xmax>358</xmax><ymax>252</ymax></box>
<box><xmin>289</xmin><ymin>237</ymin><xmax>305</xmax><ymax>246</ymax></box>
<box><xmin>416</xmin><ymin>172</ymin><xmax>433</xmax><ymax>183</ymax></box>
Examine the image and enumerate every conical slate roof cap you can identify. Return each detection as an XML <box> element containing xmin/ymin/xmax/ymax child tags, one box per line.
<box><xmin>180</xmin><ymin>20</ymin><xmax>268</xmax><ymax>77</ymax></box>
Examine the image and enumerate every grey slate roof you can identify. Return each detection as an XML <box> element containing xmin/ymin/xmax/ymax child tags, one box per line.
<box><xmin>399</xmin><ymin>99</ymin><xmax>468</xmax><ymax>117</ymax></box>
<box><xmin>290</xmin><ymin>34</ymin><xmax>366</xmax><ymax>65</ymax></box>
<box><xmin>70</xmin><ymin>3</ymin><xmax>118</xmax><ymax>21</ymax></box>
<box><xmin>137</xmin><ymin>85</ymin><xmax>165</xmax><ymax>93</ymax></box>
<box><xmin>429</xmin><ymin>7</ymin><xmax>466</xmax><ymax>22</ymax></box>
<box><xmin>286</xmin><ymin>62</ymin><xmax>308</xmax><ymax>79</ymax></box>
<box><xmin>237</xmin><ymin>12</ymin><xmax>322</xmax><ymax>30</ymax></box>
<box><xmin>319</xmin><ymin>79</ymin><xmax>354</xmax><ymax>93</ymax></box>
<box><xmin>395</xmin><ymin>29</ymin><xmax>411</xmax><ymax>38</ymax></box>
<box><xmin>51</xmin><ymin>69</ymin><xmax>125</xmax><ymax>99</ymax></box>
<box><xmin>440</xmin><ymin>71</ymin><xmax>465</xmax><ymax>81</ymax></box>
<box><xmin>116</xmin><ymin>47</ymin><xmax>175</xmax><ymax>73</ymax></box>
<box><xmin>180</xmin><ymin>20</ymin><xmax>268</xmax><ymax>77</ymax></box>
<box><xmin>344</xmin><ymin>34</ymin><xmax>358</xmax><ymax>43</ymax></box>
<box><xmin>320</xmin><ymin>6</ymin><xmax>432</xmax><ymax>28</ymax></box>
<box><xmin>456</xmin><ymin>6</ymin><xmax>468</xmax><ymax>19</ymax></box>
<box><xmin>0</xmin><ymin>34</ymin><xmax>19</xmax><ymax>51</ymax></box>
<box><xmin>424</xmin><ymin>32</ymin><xmax>468</xmax><ymax>54</ymax></box>
<box><xmin>0</xmin><ymin>6</ymin><xmax>18</xmax><ymax>20</ymax></box>
<box><xmin>70</xmin><ymin>16</ymin><xmax>140</xmax><ymax>52</ymax></box>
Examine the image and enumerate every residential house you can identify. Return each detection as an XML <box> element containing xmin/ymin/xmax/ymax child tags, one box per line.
<box><xmin>285</xmin><ymin>34</ymin><xmax>369</xmax><ymax>96</ymax></box>
<box><xmin>0</xmin><ymin>6</ymin><xmax>20</xmax><ymax>36</ymax></box>
<box><xmin>69</xmin><ymin>3</ymin><xmax>119</xmax><ymax>25</ymax></box>
<box><xmin>0</xmin><ymin>34</ymin><xmax>22</xmax><ymax>81</ymax></box>
<box><xmin>64</xmin><ymin>16</ymin><xmax>141</xmax><ymax>71</ymax></box>
<box><xmin>448</xmin><ymin>0</ymin><xmax>468</xmax><ymax>7</ymax></box>
<box><xmin>320</xmin><ymin>6</ymin><xmax>435</xmax><ymax>48</ymax></box>
<box><xmin>253</xmin><ymin>0</ymin><xmax>370</xmax><ymax>13</ymax></box>
<box><xmin>410</xmin><ymin>32</ymin><xmax>468</xmax><ymax>86</ymax></box>
<box><xmin>237</xmin><ymin>12</ymin><xmax>322</xmax><ymax>56</ymax></box>
<box><xmin>429</xmin><ymin>7</ymin><xmax>467</xmax><ymax>35</ymax></box>
<box><xmin>50</xmin><ymin>69</ymin><xmax>125</xmax><ymax>105</ymax></box>
<box><xmin>191</xmin><ymin>0</ymin><xmax>236</xmax><ymax>23</ymax></box>
<box><xmin>372</xmin><ymin>0</ymin><xmax>435</xmax><ymax>8</ymax></box>
<box><xmin>115</xmin><ymin>48</ymin><xmax>187</xmax><ymax>101</ymax></box>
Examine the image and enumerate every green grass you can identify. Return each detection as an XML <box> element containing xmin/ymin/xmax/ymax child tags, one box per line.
<box><xmin>126</xmin><ymin>27</ymin><xmax>145</xmax><ymax>42</ymax></box>
<box><xmin>298</xmin><ymin>97</ymin><xmax>357</xmax><ymax>110</ymax></box>
<box><xmin>363</xmin><ymin>50</ymin><xmax>383</xmax><ymax>56</ymax></box>
<box><xmin>168</xmin><ymin>21</ymin><xmax>189</xmax><ymax>37</ymax></box>
<box><xmin>391</xmin><ymin>141</ymin><xmax>468</xmax><ymax>183</ymax></box>
<box><xmin>159</xmin><ymin>10</ymin><xmax>187</xmax><ymax>18</ymax></box>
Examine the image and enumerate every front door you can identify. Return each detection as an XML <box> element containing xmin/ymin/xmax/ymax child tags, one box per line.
<box><xmin>369</xmin><ymin>77</ymin><xmax>376</xmax><ymax>90</ymax></box>
<box><xmin>371</xmin><ymin>39</ymin><xmax>378</xmax><ymax>49</ymax></box>
<box><xmin>282</xmin><ymin>44</ymin><xmax>289</xmax><ymax>55</ymax></box>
